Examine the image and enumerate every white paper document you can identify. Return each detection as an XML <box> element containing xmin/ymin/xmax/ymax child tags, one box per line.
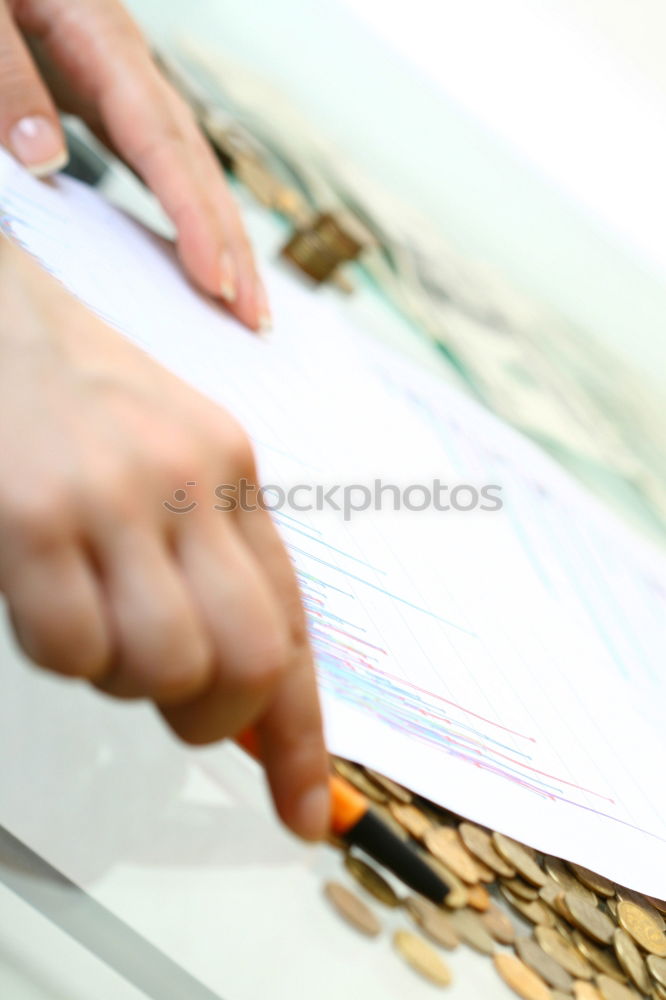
<box><xmin>1</xmin><ymin>150</ymin><xmax>665</xmax><ymax>896</ymax></box>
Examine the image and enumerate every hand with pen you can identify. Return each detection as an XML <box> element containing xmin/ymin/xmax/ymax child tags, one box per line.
<box><xmin>0</xmin><ymin>0</ymin><xmax>331</xmax><ymax>841</ymax></box>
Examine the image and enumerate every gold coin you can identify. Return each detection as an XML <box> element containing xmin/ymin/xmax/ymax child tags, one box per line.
<box><xmin>612</xmin><ymin>927</ymin><xmax>651</xmax><ymax>994</ymax></box>
<box><xmin>500</xmin><ymin>884</ymin><xmax>556</xmax><ymax>927</ymax></box>
<box><xmin>422</xmin><ymin>802</ymin><xmax>460</xmax><ymax>826</ymax></box>
<box><xmin>453</xmin><ymin>837</ymin><xmax>496</xmax><ymax>884</ymax></box>
<box><xmin>617</xmin><ymin>900</ymin><xmax>666</xmax><ymax>956</ymax></box>
<box><xmin>572</xmin><ymin>983</ymin><xmax>603</xmax><ymax>1000</ymax></box>
<box><xmin>596</xmin><ymin>974</ymin><xmax>641</xmax><ymax>1000</ymax></box>
<box><xmin>470</xmin><ymin>856</ymin><xmax>497</xmax><ymax>883</ymax></box>
<box><xmin>545</xmin><ymin>858</ymin><xmax>598</xmax><ymax>904</ymax></box>
<box><xmin>539</xmin><ymin>882</ymin><xmax>565</xmax><ymax>910</ymax></box>
<box><xmin>423</xmin><ymin>805</ymin><xmax>457</xmax><ymax>830</ymax></box>
<box><xmin>418</xmin><ymin>908</ymin><xmax>460</xmax><ymax>951</ymax></box>
<box><xmin>552</xmin><ymin>992</ymin><xmax>573</xmax><ymax>1000</ymax></box>
<box><xmin>467</xmin><ymin>883</ymin><xmax>491</xmax><ymax>911</ymax></box>
<box><xmin>605</xmin><ymin>897</ymin><xmax>618</xmax><ymax>921</ymax></box>
<box><xmin>550</xmin><ymin>914</ymin><xmax>575</xmax><ymax>942</ymax></box>
<box><xmin>567</xmin><ymin>863</ymin><xmax>615</xmax><ymax>897</ymax></box>
<box><xmin>616</xmin><ymin>887</ymin><xmax>666</xmax><ymax>928</ymax></box>
<box><xmin>571</xmin><ymin>930</ymin><xmax>626</xmax><ymax>983</ymax></box>
<box><xmin>459</xmin><ymin>821</ymin><xmax>516</xmax><ymax>878</ymax></box>
<box><xmin>564</xmin><ymin>891</ymin><xmax>614</xmax><ymax>945</ymax></box>
<box><xmin>493</xmin><ymin>952</ymin><xmax>551</xmax><ymax>1000</ymax></box>
<box><xmin>654</xmin><ymin>983</ymin><xmax>666</xmax><ymax>1000</ymax></box>
<box><xmin>504</xmin><ymin>878</ymin><xmax>540</xmax><ymax>901</ymax></box>
<box><xmin>393</xmin><ymin>930</ymin><xmax>452</xmax><ymax>986</ymax></box>
<box><xmin>646</xmin><ymin>894</ymin><xmax>666</xmax><ymax>916</ymax></box>
<box><xmin>481</xmin><ymin>902</ymin><xmax>517</xmax><ymax>945</ymax></box>
<box><xmin>535</xmin><ymin>925</ymin><xmax>594</xmax><ymax>979</ymax></box>
<box><xmin>424</xmin><ymin>827</ymin><xmax>482</xmax><ymax>884</ymax></box>
<box><xmin>450</xmin><ymin>907</ymin><xmax>496</xmax><ymax>954</ymax></box>
<box><xmin>551</xmin><ymin>891</ymin><xmax>573</xmax><ymax>922</ymax></box>
<box><xmin>332</xmin><ymin>759</ymin><xmax>388</xmax><ymax>803</ymax></box>
<box><xmin>344</xmin><ymin>855</ymin><xmax>401</xmax><ymax>907</ymax></box>
<box><xmin>493</xmin><ymin>834</ymin><xmax>547</xmax><ymax>887</ymax></box>
<box><xmin>545</xmin><ymin>891</ymin><xmax>579</xmax><ymax>936</ymax></box>
<box><xmin>364</xmin><ymin>768</ymin><xmax>411</xmax><ymax>803</ymax></box>
<box><xmin>405</xmin><ymin>895</ymin><xmax>459</xmax><ymax>949</ymax></box>
<box><xmin>420</xmin><ymin>852</ymin><xmax>469</xmax><ymax>909</ymax></box>
<box><xmin>405</xmin><ymin>894</ymin><xmax>433</xmax><ymax>921</ymax></box>
<box><xmin>389</xmin><ymin>802</ymin><xmax>433</xmax><ymax>840</ymax></box>
<box><xmin>647</xmin><ymin>953</ymin><xmax>666</xmax><ymax>988</ymax></box>
<box><xmin>515</xmin><ymin>935</ymin><xmax>574</xmax><ymax>992</ymax></box>
<box><xmin>370</xmin><ymin>804</ymin><xmax>409</xmax><ymax>841</ymax></box>
<box><xmin>323</xmin><ymin>882</ymin><xmax>381</xmax><ymax>936</ymax></box>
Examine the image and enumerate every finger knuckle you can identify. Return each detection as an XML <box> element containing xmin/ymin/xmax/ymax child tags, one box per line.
<box><xmin>219</xmin><ymin>425</ymin><xmax>257</xmax><ymax>480</ymax></box>
<box><xmin>56</xmin><ymin>632</ymin><xmax>111</xmax><ymax>682</ymax></box>
<box><xmin>164</xmin><ymin>86</ymin><xmax>199</xmax><ymax>134</ymax></box>
<box><xmin>132</xmin><ymin>107</ymin><xmax>187</xmax><ymax>167</ymax></box>
<box><xmin>241</xmin><ymin>621</ymin><xmax>290</xmax><ymax>693</ymax></box>
<box><xmin>152</xmin><ymin>663</ymin><xmax>210</xmax><ymax>706</ymax></box>
<box><xmin>78</xmin><ymin>461</ymin><xmax>142</xmax><ymax>520</ymax></box>
<box><xmin>289</xmin><ymin>615</ymin><xmax>310</xmax><ymax>650</ymax></box>
<box><xmin>118</xmin><ymin>607</ymin><xmax>210</xmax><ymax>694</ymax></box>
<box><xmin>147</xmin><ymin>639</ymin><xmax>211</xmax><ymax>705</ymax></box>
<box><xmin>14</xmin><ymin>606</ymin><xmax>111</xmax><ymax>682</ymax></box>
<box><xmin>0</xmin><ymin>488</ymin><xmax>71</xmax><ymax>554</ymax></box>
<box><xmin>151</xmin><ymin>439</ymin><xmax>206</xmax><ymax>488</ymax></box>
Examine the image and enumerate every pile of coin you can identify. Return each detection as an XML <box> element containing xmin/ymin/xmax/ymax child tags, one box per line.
<box><xmin>323</xmin><ymin>758</ymin><xmax>666</xmax><ymax>998</ymax></box>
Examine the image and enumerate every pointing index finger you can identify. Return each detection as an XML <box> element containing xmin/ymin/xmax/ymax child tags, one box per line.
<box><xmin>255</xmin><ymin>638</ymin><xmax>331</xmax><ymax>842</ymax></box>
<box><xmin>236</xmin><ymin>505</ymin><xmax>330</xmax><ymax>840</ymax></box>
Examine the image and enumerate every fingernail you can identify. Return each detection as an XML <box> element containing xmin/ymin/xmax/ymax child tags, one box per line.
<box><xmin>9</xmin><ymin>116</ymin><xmax>68</xmax><ymax>177</ymax></box>
<box><xmin>294</xmin><ymin>783</ymin><xmax>330</xmax><ymax>841</ymax></box>
<box><xmin>254</xmin><ymin>276</ymin><xmax>272</xmax><ymax>333</ymax></box>
<box><xmin>219</xmin><ymin>251</ymin><xmax>237</xmax><ymax>303</ymax></box>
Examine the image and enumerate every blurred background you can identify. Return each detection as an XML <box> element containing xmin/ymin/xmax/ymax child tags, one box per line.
<box><xmin>108</xmin><ymin>0</ymin><xmax>665</xmax><ymax>537</ymax></box>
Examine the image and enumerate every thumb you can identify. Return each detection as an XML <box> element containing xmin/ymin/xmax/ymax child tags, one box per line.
<box><xmin>0</xmin><ymin>2</ymin><xmax>68</xmax><ymax>176</ymax></box>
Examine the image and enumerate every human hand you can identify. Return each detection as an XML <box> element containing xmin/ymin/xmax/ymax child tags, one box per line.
<box><xmin>0</xmin><ymin>0</ymin><xmax>269</xmax><ymax>331</ymax></box>
<box><xmin>0</xmin><ymin>236</ymin><xmax>329</xmax><ymax>839</ymax></box>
